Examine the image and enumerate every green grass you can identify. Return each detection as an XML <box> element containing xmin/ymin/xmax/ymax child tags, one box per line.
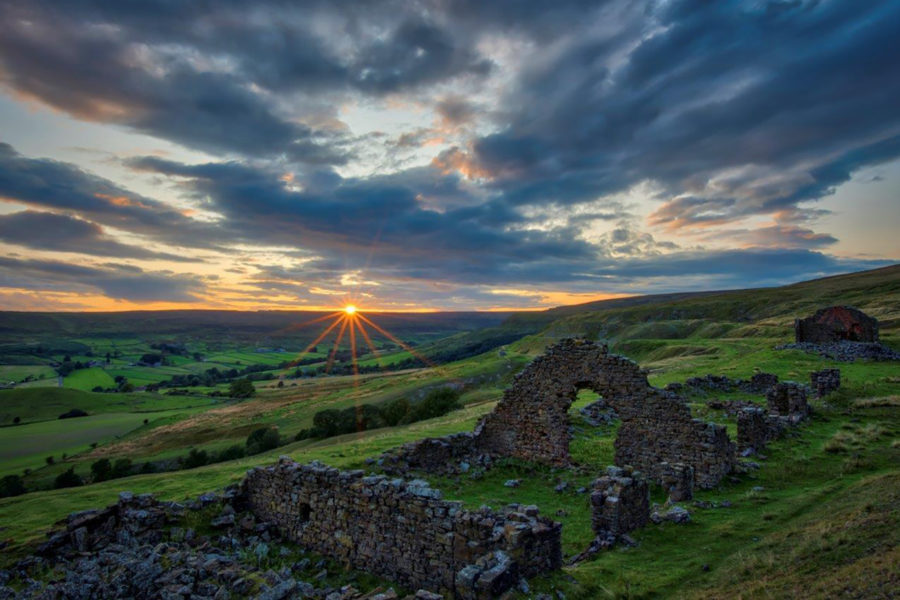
<box><xmin>63</xmin><ymin>367</ymin><xmax>116</xmax><ymax>391</ymax></box>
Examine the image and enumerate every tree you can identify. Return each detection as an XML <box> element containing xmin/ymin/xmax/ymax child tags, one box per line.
<box><xmin>381</xmin><ymin>397</ymin><xmax>411</xmax><ymax>426</ymax></box>
<box><xmin>45</xmin><ymin>455</ymin><xmax>55</xmax><ymax>465</ymax></box>
<box><xmin>0</xmin><ymin>475</ymin><xmax>26</xmax><ymax>498</ymax></box>
<box><xmin>229</xmin><ymin>378</ymin><xmax>256</xmax><ymax>398</ymax></box>
<box><xmin>54</xmin><ymin>468</ymin><xmax>83</xmax><ymax>489</ymax></box>
<box><xmin>402</xmin><ymin>387</ymin><xmax>462</xmax><ymax>424</ymax></box>
<box><xmin>90</xmin><ymin>458</ymin><xmax>112</xmax><ymax>482</ymax></box>
<box><xmin>311</xmin><ymin>409</ymin><xmax>344</xmax><ymax>438</ymax></box>
<box><xmin>183</xmin><ymin>448</ymin><xmax>208</xmax><ymax>469</ymax></box>
<box><xmin>218</xmin><ymin>445</ymin><xmax>245</xmax><ymax>461</ymax></box>
<box><xmin>111</xmin><ymin>458</ymin><xmax>132</xmax><ymax>478</ymax></box>
<box><xmin>246</xmin><ymin>426</ymin><xmax>280</xmax><ymax>455</ymax></box>
<box><xmin>12</xmin><ymin>416</ymin><xmax>20</xmax><ymax>425</ymax></box>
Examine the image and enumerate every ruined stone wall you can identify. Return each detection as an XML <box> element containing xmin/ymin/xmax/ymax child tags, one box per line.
<box><xmin>737</xmin><ymin>407</ymin><xmax>771</xmax><ymax>453</ymax></box>
<box><xmin>810</xmin><ymin>368</ymin><xmax>841</xmax><ymax>398</ymax></box>
<box><xmin>766</xmin><ymin>382</ymin><xmax>810</xmax><ymax>423</ymax></box>
<box><xmin>590</xmin><ymin>466</ymin><xmax>650</xmax><ymax>537</ymax></box>
<box><xmin>240</xmin><ymin>459</ymin><xmax>561</xmax><ymax>598</ymax></box>
<box><xmin>473</xmin><ymin>339</ymin><xmax>736</xmax><ymax>489</ymax></box>
<box><xmin>379</xmin><ymin>433</ymin><xmax>487</xmax><ymax>476</ymax></box>
<box><xmin>658</xmin><ymin>462</ymin><xmax>694</xmax><ymax>502</ymax></box>
<box><xmin>795</xmin><ymin>306</ymin><xmax>879</xmax><ymax>343</ymax></box>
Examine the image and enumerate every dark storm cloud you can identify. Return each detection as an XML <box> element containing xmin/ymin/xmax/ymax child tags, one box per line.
<box><xmin>0</xmin><ymin>1</ymin><xmax>492</xmax><ymax>162</ymax></box>
<box><xmin>127</xmin><ymin>156</ymin><xmax>597</xmax><ymax>280</ymax></box>
<box><xmin>0</xmin><ymin>256</ymin><xmax>205</xmax><ymax>302</ymax></box>
<box><xmin>0</xmin><ymin>0</ymin><xmax>896</xmax><ymax>304</ymax></box>
<box><xmin>0</xmin><ymin>143</ymin><xmax>223</xmax><ymax>250</ymax></box>
<box><xmin>0</xmin><ymin>210</ymin><xmax>199</xmax><ymax>261</ymax></box>
<box><xmin>467</xmin><ymin>0</ymin><xmax>900</xmax><ymax>224</ymax></box>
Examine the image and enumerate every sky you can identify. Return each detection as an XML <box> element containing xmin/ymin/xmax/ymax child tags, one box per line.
<box><xmin>0</xmin><ymin>0</ymin><xmax>898</xmax><ymax>312</ymax></box>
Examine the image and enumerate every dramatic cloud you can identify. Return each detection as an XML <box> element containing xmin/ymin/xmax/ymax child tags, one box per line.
<box><xmin>0</xmin><ymin>210</ymin><xmax>199</xmax><ymax>261</ymax></box>
<box><xmin>0</xmin><ymin>0</ymin><xmax>897</xmax><ymax>309</ymax></box>
<box><xmin>0</xmin><ymin>256</ymin><xmax>205</xmax><ymax>302</ymax></box>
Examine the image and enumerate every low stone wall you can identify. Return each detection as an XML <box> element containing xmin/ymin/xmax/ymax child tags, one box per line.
<box><xmin>240</xmin><ymin>459</ymin><xmax>561</xmax><ymax>598</ymax></box>
<box><xmin>810</xmin><ymin>368</ymin><xmax>841</xmax><ymax>398</ymax></box>
<box><xmin>667</xmin><ymin>372</ymin><xmax>779</xmax><ymax>395</ymax></box>
<box><xmin>378</xmin><ymin>433</ymin><xmax>489</xmax><ymax>476</ymax></box>
<box><xmin>590</xmin><ymin>466</ymin><xmax>650</xmax><ymax>537</ymax></box>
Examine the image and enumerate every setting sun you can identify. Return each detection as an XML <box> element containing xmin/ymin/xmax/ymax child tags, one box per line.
<box><xmin>344</xmin><ymin>305</ymin><xmax>357</xmax><ymax>315</ymax></box>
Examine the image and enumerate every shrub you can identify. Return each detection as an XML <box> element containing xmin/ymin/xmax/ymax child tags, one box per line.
<box><xmin>381</xmin><ymin>397</ymin><xmax>411</xmax><ymax>426</ymax></box>
<box><xmin>54</xmin><ymin>468</ymin><xmax>83</xmax><ymax>489</ymax></box>
<box><xmin>246</xmin><ymin>427</ymin><xmax>280</xmax><ymax>455</ymax></box>
<box><xmin>183</xmin><ymin>448</ymin><xmax>209</xmax><ymax>469</ymax></box>
<box><xmin>111</xmin><ymin>458</ymin><xmax>133</xmax><ymax>478</ymax></box>
<box><xmin>218</xmin><ymin>445</ymin><xmax>246</xmax><ymax>461</ymax></box>
<box><xmin>13</xmin><ymin>416</ymin><xmax>20</xmax><ymax>424</ymax></box>
<box><xmin>229</xmin><ymin>378</ymin><xmax>256</xmax><ymax>398</ymax></box>
<box><xmin>45</xmin><ymin>455</ymin><xmax>55</xmax><ymax>465</ymax></box>
<box><xmin>311</xmin><ymin>409</ymin><xmax>346</xmax><ymax>438</ymax></box>
<box><xmin>401</xmin><ymin>387</ymin><xmax>462</xmax><ymax>424</ymax></box>
<box><xmin>90</xmin><ymin>458</ymin><xmax>112</xmax><ymax>482</ymax></box>
<box><xmin>59</xmin><ymin>408</ymin><xmax>89</xmax><ymax>419</ymax></box>
<box><xmin>0</xmin><ymin>474</ymin><xmax>26</xmax><ymax>498</ymax></box>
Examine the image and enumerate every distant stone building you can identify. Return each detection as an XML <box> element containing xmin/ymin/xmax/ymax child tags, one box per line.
<box><xmin>794</xmin><ymin>306</ymin><xmax>879</xmax><ymax>343</ymax></box>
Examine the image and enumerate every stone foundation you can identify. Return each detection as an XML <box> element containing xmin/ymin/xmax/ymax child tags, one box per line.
<box><xmin>810</xmin><ymin>368</ymin><xmax>841</xmax><ymax>398</ymax></box>
<box><xmin>240</xmin><ymin>459</ymin><xmax>561</xmax><ymax>598</ymax></box>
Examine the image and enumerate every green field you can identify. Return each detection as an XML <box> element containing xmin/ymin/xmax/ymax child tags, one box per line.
<box><xmin>0</xmin><ymin>413</ymin><xmax>153</xmax><ymax>477</ymax></box>
<box><xmin>63</xmin><ymin>367</ymin><xmax>116</xmax><ymax>391</ymax></box>
<box><xmin>0</xmin><ymin>387</ymin><xmax>217</xmax><ymax>425</ymax></box>
<box><xmin>0</xmin><ymin>365</ymin><xmax>56</xmax><ymax>384</ymax></box>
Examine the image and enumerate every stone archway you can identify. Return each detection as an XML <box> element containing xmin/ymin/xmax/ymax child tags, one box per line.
<box><xmin>473</xmin><ymin>339</ymin><xmax>735</xmax><ymax>488</ymax></box>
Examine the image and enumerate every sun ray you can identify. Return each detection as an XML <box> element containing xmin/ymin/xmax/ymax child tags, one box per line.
<box><xmin>287</xmin><ymin>314</ymin><xmax>343</xmax><ymax>367</ymax></box>
<box><xmin>326</xmin><ymin>316</ymin><xmax>349</xmax><ymax>373</ymax></box>
<box><xmin>355</xmin><ymin>318</ymin><xmax>382</xmax><ymax>365</ymax></box>
<box><xmin>273</xmin><ymin>311</ymin><xmax>344</xmax><ymax>336</ymax></box>
<box><xmin>357</xmin><ymin>313</ymin><xmax>436</xmax><ymax>368</ymax></box>
<box><xmin>349</xmin><ymin>316</ymin><xmax>359</xmax><ymax>378</ymax></box>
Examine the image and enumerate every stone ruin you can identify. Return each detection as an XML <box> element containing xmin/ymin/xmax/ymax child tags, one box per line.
<box><xmin>383</xmin><ymin>339</ymin><xmax>736</xmax><ymax>489</ymax></box>
<box><xmin>666</xmin><ymin>371</ymin><xmax>779</xmax><ymax>396</ymax></box>
<box><xmin>472</xmin><ymin>339</ymin><xmax>735</xmax><ymax>489</ymax></box>
<box><xmin>736</xmin><ymin>381</ymin><xmax>812</xmax><ymax>454</ymax></box>
<box><xmin>766</xmin><ymin>382</ymin><xmax>810</xmax><ymax>423</ymax></box>
<box><xmin>810</xmin><ymin>368</ymin><xmax>841</xmax><ymax>398</ymax></box>
<box><xmin>590</xmin><ymin>466</ymin><xmax>650</xmax><ymax>542</ymax></box>
<box><xmin>241</xmin><ymin>458</ymin><xmax>562</xmax><ymax>598</ymax></box>
<box><xmin>658</xmin><ymin>462</ymin><xmax>694</xmax><ymax>502</ymax></box>
<box><xmin>795</xmin><ymin>306</ymin><xmax>879</xmax><ymax>343</ymax></box>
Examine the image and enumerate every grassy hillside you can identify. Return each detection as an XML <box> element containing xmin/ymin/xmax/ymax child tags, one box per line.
<box><xmin>0</xmin><ymin>265</ymin><xmax>898</xmax><ymax>597</ymax></box>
